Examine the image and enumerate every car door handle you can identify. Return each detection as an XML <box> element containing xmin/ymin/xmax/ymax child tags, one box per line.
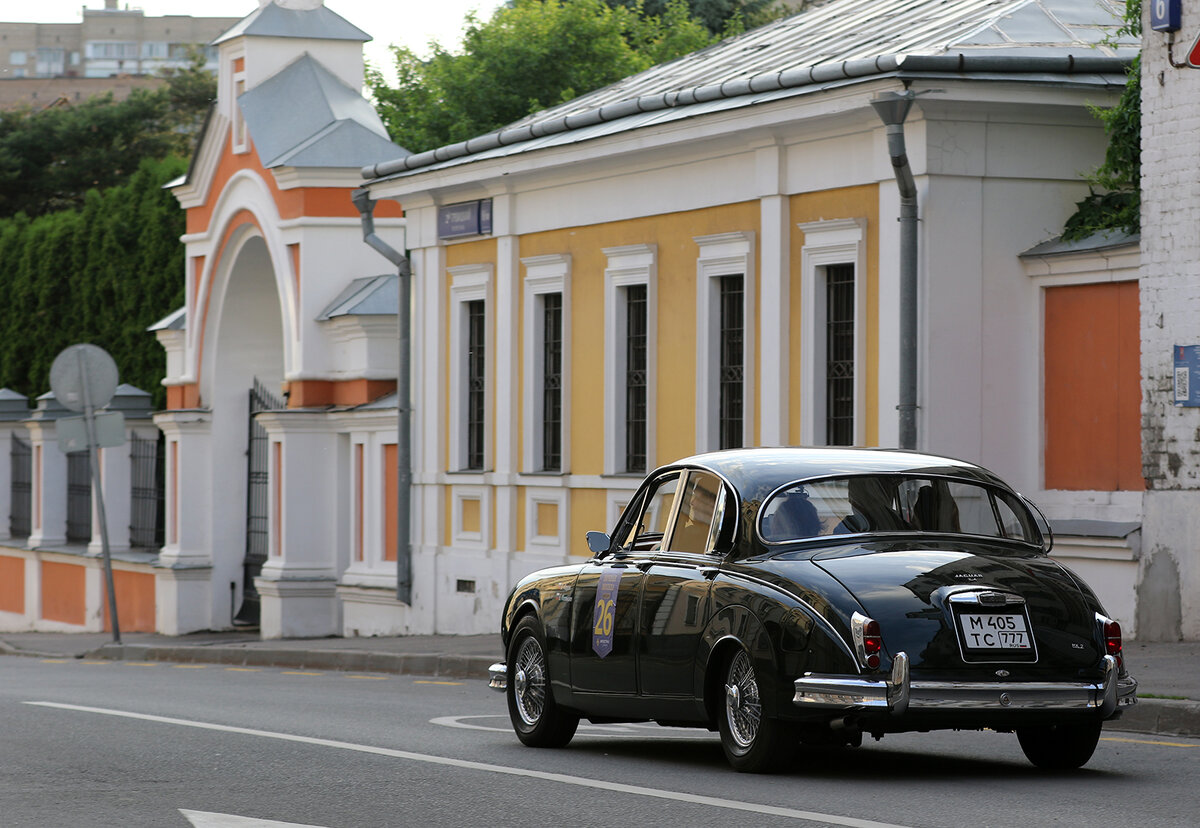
<box><xmin>701</xmin><ymin>566</ymin><xmax>720</xmax><ymax>579</ymax></box>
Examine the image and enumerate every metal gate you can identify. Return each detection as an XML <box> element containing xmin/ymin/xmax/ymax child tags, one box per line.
<box><xmin>66</xmin><ymin>451</ymin><xmax>91</xmax><ymax>543</ymax></box>
<box><xmin>129</xmin><ymin>433</ymin><xmax>164</xmax><ymax>549</ymax></box>
<box><xmin>236</xmin><ymin>379</ymin><xmax>284</xmax><ymax>626</ymax></box>
<box><xmin>9</xmin><ymin>435</ymin><xmax>31</xmax><ymax>538</ymax></box>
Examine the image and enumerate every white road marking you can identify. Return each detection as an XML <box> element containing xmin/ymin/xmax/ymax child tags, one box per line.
<box><xmin>180</xmin><ymin>810</ymin><xmax>327</xmax><ymax>827</ymax></box>
<box><xmin>28</xmin><ymin>701</ymin><xmax>911</xmax><ymax>828</ymax></box>
<box><xmin>431</xmin><ymin>713</ymin><xmax>716</xmax><ymax>739</ymax></box>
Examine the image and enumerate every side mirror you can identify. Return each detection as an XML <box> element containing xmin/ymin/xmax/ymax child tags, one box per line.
<box><xmin>586</xmin><ymin>530</ymin><xmax>611</xmax><ymax>555</ymax></box>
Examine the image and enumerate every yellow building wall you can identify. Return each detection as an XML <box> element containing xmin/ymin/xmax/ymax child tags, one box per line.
<box><xmin>443</xmin><ymin>238</ymin><xmax>499</xmax><ymax>550</ymax></box>
<box><xmin>436</xmin><ymin>189</ymin><xmax>878</xmax><ymax>555</ymax></box>
<box><xmin>518</xmin><ymin>201</ymin><xmax>761</xmax><ymax>473</ymax></box>
<box><xmin>789</xmin><ymin>185</ymin><xmax>881</xmax><ymax>447</ymax></box>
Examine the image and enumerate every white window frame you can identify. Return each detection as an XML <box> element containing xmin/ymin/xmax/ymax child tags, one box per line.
<box><xmin>449</xmin><ymin>263</ymin><xmax>493</xmax><ymax>472</ymax></box>
<box><xmin>521</xmin><ymin>254</ymin><xmax>571</xmax><ymax>474</ymax></box>
<box><xmin>694</xmin><ymin>232</ymin><xmax>756</xmax><ymax>452</ymax></box>
<box><xmin>229</xmin><ymin>50</ymin><xmax>248</xmax><ymax>154</ymax></box>
<box><xmin>798</xmin><ymin>218</ymin><xmax>867</xmax><ymax>446</ymax></box>
<box><xmin>603</xmin><ymin>244</ymin><xmax>656</xmax><ymax>476</ymax></box>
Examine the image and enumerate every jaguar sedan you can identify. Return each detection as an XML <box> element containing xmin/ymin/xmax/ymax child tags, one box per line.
<box><xmin>488</xmin><ymin>448</ymin><xmax>1138</xmax><ymax>772</ymax></box>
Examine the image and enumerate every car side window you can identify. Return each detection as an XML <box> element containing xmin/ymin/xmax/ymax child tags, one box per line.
<box><xmin>620</xmin><ymin>473</ymin><xmax>680</xmax><ymax>552</ymax></box>
<box><xmin>665</xmin><ymin>471</ymin><xmax>726</xmax><ymax>554</ymax></box>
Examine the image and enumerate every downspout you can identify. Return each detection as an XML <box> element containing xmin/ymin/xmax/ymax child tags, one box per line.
<box><xmin>352</xmin><ymin>187</ymin><xmax>412</xmax><ymax>605</ymax></box>
<box><xmin>871</xmin><ymin>91</ymin><xmax>920</xmax><ymax>450</ymax></box>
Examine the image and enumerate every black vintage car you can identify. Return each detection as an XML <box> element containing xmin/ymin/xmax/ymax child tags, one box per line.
<box><xmin>488</xmin><ymin>448</ymin><xmax>1137</xmax><ymax>772</ymax></box>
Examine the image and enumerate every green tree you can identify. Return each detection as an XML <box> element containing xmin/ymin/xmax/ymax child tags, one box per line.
<box><xmin>368</xmin><ymin>0</ymin><xmax>725</xmax><ymax>154</ymax></box>
<box><xmin>1063</xmin><ymin>0</ymin><xmax>1140</xmax><ymax>240</ymax></box>
<box><xmin>603</xmin><ymin>0</ymin><xmax>798</xmax><ymax>35</ymax></box>
<box><xmin>0</xmin><ymin>157</ymin><xmax>186</xmax><ymax>408</ymax></box>
<box><xmin>0</xmin><ymin>59</ymin><xmax>213</xmax><ymax>220</ymax></box>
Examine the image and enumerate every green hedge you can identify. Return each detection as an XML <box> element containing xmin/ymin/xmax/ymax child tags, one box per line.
<box><xmin>0</xmin><ymin>156</ymin><xmax>186</xmax><ymax>411</ymax></box>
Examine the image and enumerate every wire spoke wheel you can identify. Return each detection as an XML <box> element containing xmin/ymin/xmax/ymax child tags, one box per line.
<box><xmin>724</xmin><ymin>650</ymin><xmax>762</xmax><ymax>749</ymax></box>
<box><xmin>506</xmin><ymin>616</ymin><xmax>579</xmax><ymax>748</ymax></box>
<box><xmin>512</xmin><ymin>635</ymin><xmax>547</xmax><ymax>726</ymax></box>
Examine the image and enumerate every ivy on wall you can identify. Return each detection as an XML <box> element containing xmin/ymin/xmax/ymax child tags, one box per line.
<box><xmin>1063</xmin><ymin>0</ymin><xmax>1141</xmax><ymax>240</ymax></box>
<box><xmin>0</xmin><ymin>157</ymin><xmax>186</xmax><ymax>411</ymax></box>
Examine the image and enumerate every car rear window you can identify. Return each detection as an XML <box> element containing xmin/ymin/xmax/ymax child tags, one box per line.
<box><xmin>759</xmin><ymin>475</ymin><xmax>1040</xmax><ymax>545</ymax></box>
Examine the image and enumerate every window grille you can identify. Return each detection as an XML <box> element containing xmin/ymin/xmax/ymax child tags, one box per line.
<box><xmin>466</xmin><ymin>299</ymin><xmax>486</xmax><ymax>471</ymax></box>
<box><xmin>825</xmin><ymin>263</ymin><xmax>855</xmax><ymax>446</ymax></box>
<box><xmin>624</xmin><ymin>285</ymin><xmax>648</xmax><ymax>473</ymax></box>
<box><xmin>541</xmin><ymin>293</ymin><xmax>563</xmax><ymax>471</ymax></box>
<box><xmin>129</xmin><ymin>433</ymin><xmax>164</xmax><ymax>549</ymax></box>
<box><xmin>718</xmin><ymin>275</ymin><xmax>744</xmax><ymax>450</ymax></box>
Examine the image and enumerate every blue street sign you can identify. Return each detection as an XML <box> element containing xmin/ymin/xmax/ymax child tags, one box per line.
<box><xmin>437</xmin><ymin>199</ymin><xmax>493</xmax><ymax>240</ymax></box>
<box><xmin>1152</xmin><ymin>0</ymin><xmax>1181</xmax><ymax>32</ymax></box>
<box><xmin>1173</xmin><ymin>345</ymin><xmax>1200</xmax><ymax>406</ymax></box>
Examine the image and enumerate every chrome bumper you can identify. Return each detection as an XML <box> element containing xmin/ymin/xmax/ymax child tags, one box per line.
<box><xmin>793</xmin><ymin>653</ymin><xmax>1138</xmax><ymax>717</ymax></box>
<box><xmin>488</xmin><ymin>662</ymin><xmax>507</xmax><ymax>692</ymax></box>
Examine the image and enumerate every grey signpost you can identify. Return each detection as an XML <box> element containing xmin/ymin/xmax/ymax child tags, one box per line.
<box><xmin>49</xmin><ymin>344</ymin><xmax>122</xmax><ymax>644</ymax></box>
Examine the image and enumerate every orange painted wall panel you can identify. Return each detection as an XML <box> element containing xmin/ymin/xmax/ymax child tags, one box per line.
<box><xmin>383</xmin><ymin>443</ymin><xmax>398</xmax><ymax>562</ymax></box>
<box><xmin>103</xmin><ymin>570</ymin><xmax>157</xmax><ymax>633</ymax></box>
<box><xmin>41</xmin><ymin>561</ymin><xmax>86</xmax><ymax>626</ymax></box>
<box><xmin>1044</xmin><ymin>281</ymin><xmax>1143</xmax><ymax>491</ymax></box>
<box><xmin>0</xmin><ymin>555</ymin><xmax>25</xmax><ymax>614</ymax></box>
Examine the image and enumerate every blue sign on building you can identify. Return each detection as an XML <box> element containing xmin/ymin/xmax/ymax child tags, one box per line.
<box><xmin>437</xmin><ymin>199</ymin><xmax>493</xmax><ymax>240</ymax></box>
<box><xmin>1174</xmin><ymin>345</ymin><xmax>1200</xmax><ymax>406</ymax></box>
<box><xmin>1151</xmin><ymin>0</ymin><xmax>1182</xmax><ymax>32</ymax></box>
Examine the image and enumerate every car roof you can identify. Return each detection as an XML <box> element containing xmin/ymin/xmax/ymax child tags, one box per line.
<box><xmin>668</xmin><ymin>447</ymin><xmax>1012</xmax><ymax>505</ymax></box>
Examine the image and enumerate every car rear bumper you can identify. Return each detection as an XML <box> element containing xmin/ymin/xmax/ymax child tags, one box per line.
<box><xmin>793</xmin><ymin>653</ymin><xmax>1138</xmax><ymax>718</ymax></box>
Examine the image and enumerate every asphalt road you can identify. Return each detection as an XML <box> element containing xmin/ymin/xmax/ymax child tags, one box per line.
<box><xmin>1</xmin><ymin>656</ymin><xmax>1197</xmax><ymax>828</ymax></box>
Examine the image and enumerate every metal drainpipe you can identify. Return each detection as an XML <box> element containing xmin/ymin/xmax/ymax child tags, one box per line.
<box><xmin>352</xmin><ymin>188</ymin><xmax>412</xmax><ymax>605</ymax></box>
<box><xmin>871</xmin><ymin>91</ymin><xmax>919</xmax><ymax>450</ymax></box>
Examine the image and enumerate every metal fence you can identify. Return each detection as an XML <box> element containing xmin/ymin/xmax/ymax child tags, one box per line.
<box><xmin>65</xmin><ymin>451</ymin><xmax>91</xmax><ymax>543</ymax></box>
<box><xmin>130</xmin><ymin>432</ymin><xmax>164</xmax><ymax>549</ymax></box>
<box><xmin>9</xmin><ymin>435</ymin><xmax>31</xmax><ymax>538</ymax></box>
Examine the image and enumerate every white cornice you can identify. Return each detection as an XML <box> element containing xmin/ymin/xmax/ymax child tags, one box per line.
<box><xmin>172</xmin><ymin>111</ymin><xmax>231</xmax><ymax>211</ymax></box>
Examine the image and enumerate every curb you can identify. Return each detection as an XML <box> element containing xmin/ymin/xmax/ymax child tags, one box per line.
<box><xmin>82</xmin><ymin>644</ymin><xmax>496</xmax><ymax>680</ymax></box>
<box><xmin>1110</xmin><ymin>698</ymin><xmax>1200</xmax><ymax>739</ymax></box>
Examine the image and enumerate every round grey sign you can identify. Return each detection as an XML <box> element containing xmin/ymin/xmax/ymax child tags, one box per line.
<box><xmin>49</xmin><ymin>344</ymin><xmax>119</xmax><ymax>412</ymax></box>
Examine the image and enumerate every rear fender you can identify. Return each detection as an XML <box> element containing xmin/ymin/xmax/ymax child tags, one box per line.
<box><xmin>699</xmin><ymin>605</ymin><xmax>778</xmax><ymax>722</ymax></box>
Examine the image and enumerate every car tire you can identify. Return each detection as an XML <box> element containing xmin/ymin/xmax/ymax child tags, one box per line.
<box><xmin>1016</xmin><ymin>721</ymin><xmax>1102</xmax><ymax>770</ymax></box>
<box><xmin>717</xmin><ymin>647</ymin><xmax>796</xmax><ymax>773</ymax></box>
<box><xmin>506</xmin><ymin>615</ymin><xmax>579</xmax><ymax>748</ymax></box>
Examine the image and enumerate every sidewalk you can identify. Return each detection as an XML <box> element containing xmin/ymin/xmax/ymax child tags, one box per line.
<box><xmin>2</xmin><ymin>631</ymin><xmax>1197</xmax><ymax>738</ymax></box>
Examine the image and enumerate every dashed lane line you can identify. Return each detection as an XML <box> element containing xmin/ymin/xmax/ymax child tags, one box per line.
<box><xmin>27</xmin><ymin>701</ymin><xmax>912</xmax><ymax>828</ymax></box>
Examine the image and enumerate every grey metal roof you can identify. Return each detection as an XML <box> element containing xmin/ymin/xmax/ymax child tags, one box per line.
<box><xmin>1020</xmin><ymin>228</ymin><xmax>1139</xmax><ymax>257</ymax></box>
<box><xmin>364</xmin><ymin>0</ymin><xmax>1134</xmax><ymax>181</ymax></box>
<box><xmin>239</xmin><ymin>53</ymin><xmax>409</xmax><ymax>169</ymax></box>
<box><xmin>317</xmin><ymin>274</ymin><xmax>398</xmax><ymax>321</ymax></box>
<box><xmin>213</xmin><ymin>0</ymin><xmax>370</xmax><ymax>46</ymax></box>
<box><xmin>148</xmin><ymin>306</ymin><xmax>186</xmax><ymax>332</ymax></box>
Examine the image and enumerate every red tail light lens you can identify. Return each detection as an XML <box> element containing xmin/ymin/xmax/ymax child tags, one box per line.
<box><xmin>862</xmin><ymin>619</ymin><xmax>882</xmax><ymax>670</ymax></box>
<box><xmin>852</xmin><ymin>612</ymin><xmax>883</xmax><ymax>670</ymax></box>
<box><xmin>1098</xmin><ymin>615</ymin><xmax>1123</xmax><ymax>672</ymax></box>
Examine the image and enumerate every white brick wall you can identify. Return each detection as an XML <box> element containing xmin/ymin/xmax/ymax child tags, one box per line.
<box><xmin>1139</xmin><ymin>3</ymin><xmax>1200</xmax><ymax>638</ymax></box>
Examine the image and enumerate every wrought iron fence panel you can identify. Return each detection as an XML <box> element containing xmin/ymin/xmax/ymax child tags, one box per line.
<box><xmin>129</xmin><ymin>433</ymin><xmax>164</xmax><ymax>549</ymax></box>
<box><xmin>237</xmin><ymin>379</ymin><xmax>284</xmax><ymax>625</ymax></box>
<box><xmin>9</xmin><ymin>435</ymin><xmax>31</xmax><ymax>538</ymax></box>
<box><xmin>66</xmin><ymin>451</ymin><xmax>91</xmax><ymax>543</ymax></box>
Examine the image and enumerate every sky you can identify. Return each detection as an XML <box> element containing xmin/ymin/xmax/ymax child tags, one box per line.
<box><xmin>7</xmin><ymin>1</ymin><xmax>507</xmax><ymax>75</ymax></box>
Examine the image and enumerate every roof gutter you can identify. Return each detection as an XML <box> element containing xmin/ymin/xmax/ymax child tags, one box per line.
<box><xmin>361</xmin><ymin>53</ymin><xmax>1130</xmax><ymax>181</ymax></box>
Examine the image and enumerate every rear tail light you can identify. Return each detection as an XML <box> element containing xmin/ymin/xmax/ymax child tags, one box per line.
<box><xmin>852</xmin><ymin>612</ymin><xmax>883</xmax><ymax>670</ymax></box>
<box><xmin>1098</xmin><ymin>614</ymin><xmax>1123</xmax><ymax>671</ymax></box>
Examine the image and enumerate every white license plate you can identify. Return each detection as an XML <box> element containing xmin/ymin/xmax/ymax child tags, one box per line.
<box><xmin>958</xmin><ymin>613</ymin><xmax>1030</xmax><ymax>649</ymax></box>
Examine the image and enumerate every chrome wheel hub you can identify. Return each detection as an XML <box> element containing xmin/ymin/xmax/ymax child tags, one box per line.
<box><xmin>512</xmin><ymin>636</ymin><xmax>547</xmax><ymax>727</ymax></box>
<box><xmin>724</xmin><ymin>650</ymin><xmax>761</xmax><ymax>749</ymax></box>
